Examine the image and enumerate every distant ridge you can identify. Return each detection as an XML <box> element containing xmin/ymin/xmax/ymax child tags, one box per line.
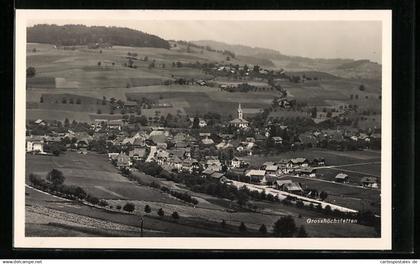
<box><xmin>192</xmin><ymin>40</ymin><xmax>381</xmax><ymax>80</ymax></box>
<box><xmin>27</xmin><ymin>24</ymin><xmax>170</xmax><ymax>49</ymax></box>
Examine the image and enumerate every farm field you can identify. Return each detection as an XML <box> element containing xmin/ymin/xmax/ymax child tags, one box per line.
<box><xmin>242</xmin><ymin>148</ymin><xmax>381</xmax><ymax>167</ymax></box>
<box><xmin>26</xmin><ymin>42</ymin><xmax>381</xmax><ymax>121</ymax></box>
<box><xmin>26</xmin><ymin>152</ymin><xmax>183</xmax><ymax>204</ymax></box>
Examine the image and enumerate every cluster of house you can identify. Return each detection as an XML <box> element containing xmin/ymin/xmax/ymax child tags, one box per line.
<box><xmin>293</xmin><ymin>128</ymin><xmax>381</xmax><ymax>147</ymax></box>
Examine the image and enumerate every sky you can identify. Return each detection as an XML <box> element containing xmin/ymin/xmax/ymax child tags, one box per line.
<box><xmin>27</xmin><ymin>19</ymin><xmax>382</xmax><ymax>63</ymax></box>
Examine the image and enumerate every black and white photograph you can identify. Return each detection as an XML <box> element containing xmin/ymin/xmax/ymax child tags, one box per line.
<box><xmin>14</xmin><ymin>10</ymin><xmax>392</xmax><ymax>250</ymax></box>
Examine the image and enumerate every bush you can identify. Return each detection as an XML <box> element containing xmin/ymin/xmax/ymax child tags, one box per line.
<box><xmin>273</xmin><ymin>215</ymin><xmax>297</xmax><ymax>237</ymax></box>
<box><xmin>123</xmin><ymin>202</ymin><xmax>135</xmax><ymax>212</ymax></box>
<box><xmin>239</xmin><ymin>222</ymin><xmax>247</xmax><ymax>232</ymax></box>
<box><xmin>171</xmin><ymin>211</ymin><xmax>180</xmax><ymax>219</ymax></box>
<box><xmin>26</xmin><ymin>67</ymin><xmax>36</xmax><ymax>78</ymax></box>
<box><xmin>158</xmin><ymin>208</ymin><xmax>164</xmax><ymax>217</ymax></box>
<box><xmin>98</xmin><ymin>200</ymin><xmax>108</xmax><ymax>207</ymax></box>
<box><xmin>86</xmin><ymin>195</ymin><xmax>99</xmax><ymax>205</ymax></box>
<box><xmin>221</xmin><ymin>220</ymin><xmax>226</xmax><ymax>228</ymax></box>
<box><xmin>116</xmin><ymin>205</ymin><xmax>122</xmax><ymax>210</ymax></box>
<box><xmin>46</xmin><ymin>169</ymin><xmax>65</xmax><ymax>185</ymax></box>
<box><xmin>296</xmin><ymin>200</ymin><xmax>304</xmax><ymax>208</ymax></box>
<box><xmin>144</xmin><ymin>204</ymin><xmax>151</xmax><ymax>213</ymax></box>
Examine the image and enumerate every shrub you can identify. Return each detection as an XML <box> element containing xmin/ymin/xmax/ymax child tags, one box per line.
<box><xmin>123</xmin><ymin>202</ymin><xmax>135</xmax><ymax>213</ymax></box>
<box><xmin>171</xmin><ymin>211</ymin><xmax>180</xmax><ymax>219</ymax></box>
<box><xmin>144</xmin><ymin>204</ymin><xmax>151</xmax><ymax>213</ymax></box>
<box><xmin>221</xmin><ymin>220</ymin><xmax>226</xmax><ymax>228</ymax></box>
<box><xmin>86</xmin><ymin>195</ymin><xmax>99</xmax><ymax>205</ymax></box>
<box><xmin>273</xmin><ymin>215</ymin><xmax>297</xmax><ymax>237</ymax></box>
<box><xmin>296</xmin><ymin>200</ymin><xmax>304</xmax><ymax>208</ymax></box>
<box><xmin>116</xmin><ymin>205</ymin><xmax>122</xmax><ymax>210</ymax></box>
<box><xmin>98</xmin><ymin>200</ymin><xmax>108</xmax><ymax>207</ymax></box>
<box><xmin>46</xmin><ymin>169</ymin><xmax>65</xmax><ymax>185</ymax></box>
<box><xmin>158</xmin><ymin>208</ymin><xmax>164</xmax><ymax>217</ymax></box>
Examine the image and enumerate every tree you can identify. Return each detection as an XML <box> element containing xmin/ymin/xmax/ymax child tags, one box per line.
<box><xmin>311</xmin><ymin>107</ymin><xmax>317</xmax><ymax>118</ymax></box>
<box><xmin>64</xmin><ymin>118</ymin><xmax>70</xmax><ymax>128</ymax></box>
<box><xmin>239</xmin><ymin>222</ymin><xmax>247</xmax><ymax>232</ymax></box>
<box><xmin>221</xmin><ymin>219</ymin><xmax>226</xmax><ymax>228</ymax></box>
<box><xmin>123</xmin><ymin>202</ymin><xmax>135</xmax><ymax>213</ymax></box>
<box><xmin>192</xmin><ymin>116</ymin><xmax>200</xmax><ymax>129</ymax></box>
<box><xmin>359</xmin><ymin>84</ymin><xmax>366</xmax><ymax>91</ymax></box>
<box><xmin>171</xmin><ymin>211</ymin><xmax>180</xmax><ymax>219</ymax></box>
<box><xmin>296</xmin><ymin>226</ymin><xmax>308</xmax><ymax>237</ymax></box>
<box><xmin>97</xmin><ymin>61</ymin><xmax>101</xmax><ymax>66</ymax></box>
<box><xmin>320</xmin><ymin>191</ymin><xmax>328</xmax><ymax>201</ymax></box>
<box><xmin>97</xmin><ymin>109</ymin><xmax>102</xmax><ymax>114</ymax></box>
<box><xmin>273</xmin><ymin>215</ymin><xmax>297</xmax><ymax>237</ymax></box>
<box><xmin>144</xmin><ymin>204</ymin><xmax>151</xmax><ymax>213</ymax></box>
<box><xmin>158</xmin><ymin>208</ymin><xmax>164</xmax><ymax>217</ymax></box>
<box><xmin>47</xmin><ymin>169</ymin><xmax>65</xmax><ymax>185</ymax></box>
<box><xmin>259</xmin><ymin>224</ymin><xmax>267</xmax><ymax>234</ymax></box>
<box><xmin>26</xmin><ymin>67</ymin><xmax>36</xmax><ymax>78</ymax></box>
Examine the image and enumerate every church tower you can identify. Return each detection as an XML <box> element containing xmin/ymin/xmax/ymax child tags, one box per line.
<box><xmin>238</xmin><ymin>103</ymin><xmax>243</xmax><ymax>120</ymax></box>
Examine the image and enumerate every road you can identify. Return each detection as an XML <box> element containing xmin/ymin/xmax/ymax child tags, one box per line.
<box><xmin>227</xmin><ymin>180</ymin><xmax>358</xmax><ymax>213</ymax></box>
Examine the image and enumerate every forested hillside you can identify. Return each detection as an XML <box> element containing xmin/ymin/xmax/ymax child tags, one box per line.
<box><xmin>27</xmin><ymin>24</ymin><xmax>170</xmax><ymax>49</ymax></box>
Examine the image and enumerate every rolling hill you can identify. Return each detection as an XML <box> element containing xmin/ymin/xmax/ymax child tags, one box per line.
<box><xmin>27</xmin><ymin>24</ymin><xmax>170</xmax><ymax>49</ymax></box>
<box><xmin>191</xmin><ymin>40</ymin><xmax>381</xmax><ymax>80</ymax></box>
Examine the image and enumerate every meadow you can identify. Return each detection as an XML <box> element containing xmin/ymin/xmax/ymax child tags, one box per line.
<box><xmin>26</xmin><ymin>42</ymin><xmax>381</xmax><ymax>122</ymax></box>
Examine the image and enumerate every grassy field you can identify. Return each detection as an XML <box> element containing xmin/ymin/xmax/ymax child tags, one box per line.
<box><xmin>242</xmin><ymin>148</ymin><xmax>381</xmax><ymax>167</ymax></box>
<box><xmin>26</xmin><ymin>42</ymin><xmax>381</xmax><ymax>121</ymax></box>
<box><xmin>26</xmin><ymin>152</ymin><xmax>184</xmax><ymax>204</ymax></box>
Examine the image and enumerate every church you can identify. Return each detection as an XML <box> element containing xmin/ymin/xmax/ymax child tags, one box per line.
<box><xmin>229</xmin><ymin>104</ymin><xmax>249</xmax><ymax>129</ymax></box>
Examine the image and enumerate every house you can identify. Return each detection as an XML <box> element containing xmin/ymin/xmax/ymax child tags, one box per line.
<box><xmin>116</xmin><ymin>152</ymin><xmax>131</xmax><ymax>169</ymax></box>
<box><xmin>265</xmin><ymin>165</ymin><xmax>279</xmax><ymax>176</ymax></box>
<box><xmin>181</xmin><ymin>159</ymin><xmax>200</xmax><ymax>173</ymax></box>
<box><xmin>124</xmin><ymin>101</ymin><xmax>137</xmax><ymax>111</ymax></box>
<box><xmin>202</xmin><ymin>167</ymin><xmax>216</xmax><ymax>177</ymax></box>
<box><xmin>149</xmin><ymin>130</ymin><xmax>168</xmax><ymax>145</ymax></box>
<box><xmin>167</xmin><ymin>156</ymin><xmax>183</xmax><ymax>171</ymax></box>
<box><xmin>287</xmin><ymin>158</ymin><xmax>309</xmax><ymax>168</ymax></box>
<box><xmin>335</xmin><ymin>173</ymin><xmax>350</xmax><ymax>183</ymax></box>
<box><xmin>26</xmin><ymin>136</ymin><xmax>44</xmax><ymax>153</ymax></box>
<box><xmin>108</xmin><ymin>152</ymin><xmax>119</xmax><ymax>160</ymax></box>
<box><xmin>208</xmin><ymin>172</ymin><xmax>226</xmax><ymax>182</ymax></box>
<box><xmin>108</xmin><ymin>119</ymin><xmax>124</xmax><ymax>130</ymax></box>
<box><xmin>312</xmin><ymin>158</ymin><xmax>325</xmax><ymax>166</ymax></box>
<box><xmin>189</xmin><ymin>117</ymin><xmax>207</xmax><ymax>128</ymax></box>
<box><xmin>129</xmin><ymin>148</ymin><xmax>146</xmax><ymax>161</ymax></box>
<box><xmin>230</xmin><ymin>104</ymin><xmax>249</xmax><ymax>129</ymax></box>
<box><xmin>275</xmin><ymin>180</ymin><xmax>304</xmax><ymax>195</ymax></box>
<box><xmin>215</xmin><ymin>140</ymin><xmax>233</xmax><ymax>150</ymax></box>
<box><xmin>206</xmin><ymin>159</ymin><xmax>223</xmax><ymax>172</ymax></box>
<box><xmin>245</xmin><ymin>169</ymin><xmax>266</xmax><ymax>183</ymax></box>
<box><xmin>201</xmin><ymin>136</ymin><xmax>214</xmax><ymax>145</ymax></box>
<box><xmin>231</xmin><ymin>157</ymin><xmax>247</xmax><ymax>168</ymax></box>
<box><xmin>262</xmin><ymin>161</ymin><xmax>276</xmax><ymax>168</ymax></box>
<box><xmin>34</xmin><ymin>119</ymin><xmax>46</xmax><ymax>126</ymax></box>
<box><xmin>272</xmin><ymin>136</ymin><xmax>283</xmax><ymax>145</ymax></box>
<box><xmin>296</xmin><ymin>168</ymin><xmax>317</xmax><ymax>177</ymax></box>
<box><xmin>361</xmin><ymin>177</ymin><xmax>378</xmax><ymax>188</ymax></box>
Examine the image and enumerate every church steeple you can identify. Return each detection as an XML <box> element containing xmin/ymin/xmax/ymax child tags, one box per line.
<box><xmin>238</xmin><ymin>103</ymin><xmax>243</xmax><ymax>120</ymax></box>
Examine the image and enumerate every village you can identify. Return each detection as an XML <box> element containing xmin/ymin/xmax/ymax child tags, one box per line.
<box><xmin>26</xmin><ymin>100</ymin><xmax>381</xmax><ymax>216</ymax></box>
